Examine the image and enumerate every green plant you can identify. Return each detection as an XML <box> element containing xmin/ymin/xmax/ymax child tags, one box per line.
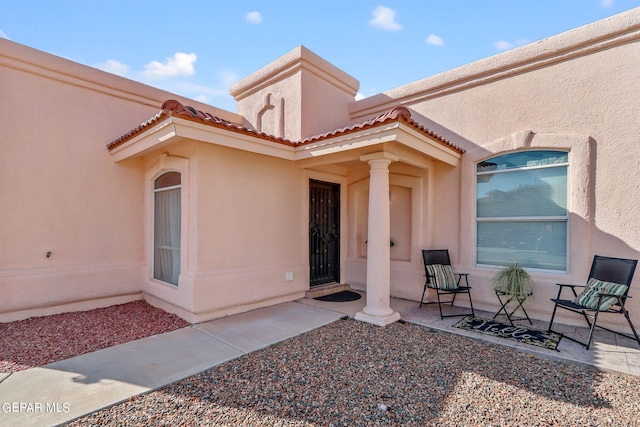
<box><xmin>493</xmin><ymin>263</ymin><xmax>532</xmax><ymax>298</ymax></box>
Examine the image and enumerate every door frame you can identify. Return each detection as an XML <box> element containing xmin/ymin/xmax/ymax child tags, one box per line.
<box><xmin>305</xmin><ymin>172</ymin><xmax>347</xmax><ymax>288</ymax></box>
<box><xmin>309</xmin><ymin>179</ymin><xmax>341</xmax><ymax>287</ymax></box>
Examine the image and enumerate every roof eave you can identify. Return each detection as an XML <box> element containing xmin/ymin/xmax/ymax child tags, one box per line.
<box><xmin>107</xmin><ymin>100</ymin><xmax>463</xmax><ymax>167</ymax></box>
<box><xmin>109</xmin><ymin>116</ymin><xmax>297</xmax><ymax>163</ymax></box>
<box><xmin>294</xmin><ymin>121</ymin><xmax>462</xmax><ymax>167</ymax></box>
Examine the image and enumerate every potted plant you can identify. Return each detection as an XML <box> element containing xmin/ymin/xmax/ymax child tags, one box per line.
<box><xmin>493</xmin><ymin>263</ymin><xmax>532</xmax><ymax>298</ymax></box>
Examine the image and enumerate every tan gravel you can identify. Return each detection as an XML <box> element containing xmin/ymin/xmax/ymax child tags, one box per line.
<box><xmin>64</xmin><ymin>318</ymin><xmax>640</xmax><ymax>426</ymax></box>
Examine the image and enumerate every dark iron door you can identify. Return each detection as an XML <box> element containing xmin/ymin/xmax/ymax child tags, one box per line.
<box><xmin>309</xmin><ymin>180</ymin><xmax>340</xmax><ymax>287</ymax></box>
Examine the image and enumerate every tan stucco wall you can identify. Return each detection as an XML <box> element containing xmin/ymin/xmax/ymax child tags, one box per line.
<box><xmin>232</xmin><ymin>46</ymin><xmax>359</xmax><ymax>141</ymax></box>
<box><xmin>190</xmin><ymin>143</ymin><xmax>309</xmax><ymax>321</ymax></box>
<box><xmin>0</xmin><ymin>39</ymin><xmax>239</xmax><ymax>321</ymax></box>
<box><xmin>135</xmin><ymin>141</ymin><xmax>312</xmax><ymax>323</ymax></box>
<box><xmin>350</xmin><ymin>7</ymin><xmax>640</xmax><ymax>328</ymax></box>
<box><xmin>3</xmin><ymin>8</ymin><xmax>639</xmax><ymax>331</ymax></box>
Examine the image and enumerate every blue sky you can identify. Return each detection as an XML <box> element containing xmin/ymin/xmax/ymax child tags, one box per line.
<box><xmin>2</xmin><ymin>1</ymin><xmax>638</xmax><ymax>112</ymax></box>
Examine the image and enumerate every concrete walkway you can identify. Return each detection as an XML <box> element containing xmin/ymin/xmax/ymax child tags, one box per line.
<box><xmin>0</xmin><ymin>302</ymin><xmax>344</xmax><ymax>427</ymax></box>
<box><xmin>2</xmin><ymin>294</ymin><xmax>640</xmax><ymax>426</ymax></box>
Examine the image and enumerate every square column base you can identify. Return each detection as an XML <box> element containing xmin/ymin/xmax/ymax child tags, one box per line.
<box><xmin>354</xmin><ymin>310</ymin><xmax>401</xmax><ymax>327</ymax></box>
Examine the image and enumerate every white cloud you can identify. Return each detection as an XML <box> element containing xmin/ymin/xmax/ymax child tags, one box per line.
<box><xmin>142</xmin><ymin>52</ymin><xmax>197</xmax><ymax>80</ymax></box>
<box><xmin>246</xmin><ymin>11</ymin><xmax>262</xmax><ymax>24</ymax></box>
<box><xmin>95</xmin><ymin>59</ymin><xmax>130</xmax><ymax>76</ymax></box>
<box><xmin>426</xmin><ymin>34</ymin><xmax>444</xmax><ymax>46</ymax></box>
<box><xmin>369</xmin><ymin>6</ymin><xmax>402</xmax><ymax>31</ymax></box>
<box><xmin>91</xmin><ymin>54</ymin><xmax>238</xmax><ymax>110</ymax></box>
<box><xmin>494</xmin><ymin>40</ymin><xmax>513</xmax><ymax>51</ymax></box>
<box><xmin>216</xmin><ymin>69</ymin><xmax>240</xmax><ymax>87</ymax></box>
<box><xmin>174</xmin><ymin>80</ymin><xmax>230</xmax><ymax>97</ymax></box>
<box><xmin>355</xmin><ymin>92</ymin><xmax>365</xmax><ymax>101</ymax></box>
<box><xmin>0</xmin><ymin>29</ymin><xmax>9</xmax><ymax>40</ymax></box>
<box><xmin>494</xmin><ymin>38</ymin><xmax>530</xmax><ymax>52</ymax></box>
<box><xmin>174</xmin><ymin>80</ymin><xmax>236</xmax><ymax>109</ymax></box>
<box><xmin>151</xmin><ymin>69</ymin><xmax>239</xmax><ymax>107</ymax></box>
<box><xmin>601</xmin><ymin>0</ymin><xmax>614</xmax><ymax>7</ymax></box>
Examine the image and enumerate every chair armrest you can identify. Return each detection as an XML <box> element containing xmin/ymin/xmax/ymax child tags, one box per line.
<box><xmin>454</xmin><ymin>272</ymin><xmax>470</xmax><ymax>287</ymax></box>
<box><xmin>597</xmin><ymin>293</ymin><xmax>631</xmax><ymax>305</ymax></box>
<box><xmin>555</xmin><ymin>283</ymin><xmax>585</xmax><ymax>288</ymax></box>
<box><xmin>554</xmin><ymin>283</ymin><xmax>584</xmax><ymax>300</ymax></box>
<box><xmin>598</xmin><ymin>292</ymin><xmax>631</xmax><ymax>298</ymax></box>
<box><xmin>423</xmin><ymin>273</ymin><xmax>436</xmax><ymax>287</ymax></box>
<box><xmin>593</xmin><ymin>293</ymin><xmax>631</xmax><ymax>311</ymax></box>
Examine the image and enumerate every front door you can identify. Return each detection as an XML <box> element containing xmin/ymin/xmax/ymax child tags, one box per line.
<box><xmin>309</xmin><ymin>180</ymin><xmax>340</xmax><ymax>287</ymax></box>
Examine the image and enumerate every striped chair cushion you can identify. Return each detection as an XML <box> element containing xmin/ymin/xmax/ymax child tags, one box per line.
<box><xmin>572</xmin><ymin>278</ymin><xmax>628</xmax><ymax>311</ymax></box>
<box><xmin>425</xmin><ymin>264</ymin><xmax>458</xmax><ymax>290</ymax></box>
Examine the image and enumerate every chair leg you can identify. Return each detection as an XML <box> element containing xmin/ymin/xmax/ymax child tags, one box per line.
<box><xmin>436</xmin><ymin>291</ymin><xmax>444</xmax><ymax>319</ymax></box>
<box><xmin>585</xmin><ymin>310</ymin><xmax>600</xmax><ymax>350</ymax></box>
<box><xmin>548</xmin><ymin>303</ymin><xmax>559</xmax><ymax>333</ymax></box>
<box><xmin>460</xmin><ymin>274</ymin><xmax>474</xmax><ymax>316</ymax></box>
<box><xmin>420</xmin><ymin>285</ymin><xmax>427</xmax><ymax>308</ymax></box>
<box><xmin>623</xmin><ymin>309</ymin><xmax>640</xmax><ymax>348</ymax></box>
<box><xmin>450</xmin><ymin>293</ymin><xmax>457</xmax><ymax>306</ymax></box>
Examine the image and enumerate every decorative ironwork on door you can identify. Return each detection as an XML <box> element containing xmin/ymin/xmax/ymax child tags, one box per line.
<box><xmin>309</xmin><ymin>180</ymin><xmax>340</xmax><ymax>287</ymax></box>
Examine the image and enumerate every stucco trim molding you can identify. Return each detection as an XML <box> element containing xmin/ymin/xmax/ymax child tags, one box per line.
<box><xmin>231</xmin><ymin>45</ymin><xmax>359</xmax><ymax>101</ymax></box>
<box><xmin>350</xmin><ymin>7</ymin><xmax>640</xmax><ymax>119</ymax></box>
<box><xmin>0</xmin><ymin>39</ymin><xmax>239</xmax><ymax>122</ymax></box>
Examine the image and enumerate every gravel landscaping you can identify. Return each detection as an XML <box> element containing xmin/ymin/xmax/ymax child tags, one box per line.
<box><xmin>64</xmin><ymin>318</ymin><xmax>640</xmax><ymax>427</ymax></box>
<box><xmin>0</xmin><ymin>300</ymin><xmax>189</xmax><ymax>373</ymax></box>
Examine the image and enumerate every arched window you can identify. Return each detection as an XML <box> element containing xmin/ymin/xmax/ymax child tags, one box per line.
<box><xmin>154</xmin><ymin>172</ymin><xmax>181</xmax><ymax>285</ymax></box>
<box><xmin>476</xmin><ymin>150</ymin><xmax>568</xmax><ymax>271</ymax></box>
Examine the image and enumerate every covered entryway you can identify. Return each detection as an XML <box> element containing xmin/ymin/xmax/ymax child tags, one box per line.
<box><xmin>309</xmin><ymin>179</ymin><xmax>341</xmax><ymax>287</ymax></box>
<box><xmin>296</xmin><ymin>107</ymin><xmax>464</xmax><ymax>326</ymax></box>
<box><xmin>108</xmin><ymin>99</ymin><xmax>463</xmax><ymax>326</ymax></box>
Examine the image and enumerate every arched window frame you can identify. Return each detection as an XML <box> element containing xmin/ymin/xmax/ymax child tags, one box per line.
<box><xmin>153</xmin><ymin>171</ymin><xmax>182</xmax><ymax>285</ymax></box>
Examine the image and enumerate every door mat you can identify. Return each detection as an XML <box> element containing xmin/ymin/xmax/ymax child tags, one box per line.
<box><xmin>314</xmin><ymin>290</ymin><xmax>362</xmax><ymax>302</ymax></box>
<box><xmin>453</xmin><ymin>316</ymin><xmax>562</xmax><ymax>351</ymax></box>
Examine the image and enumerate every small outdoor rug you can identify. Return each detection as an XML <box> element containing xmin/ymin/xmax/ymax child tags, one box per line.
<box><xmin>453</xmin><ymin>316</ymin><xmax>562</xmax><ymax>351</ymax></box>
<box><xmin>314</xmin><ymin>290</ymin><xmax>362</xmax><ymax>302</ymax></box>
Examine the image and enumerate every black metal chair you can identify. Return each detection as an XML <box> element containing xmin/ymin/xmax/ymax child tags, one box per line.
<box><xmin>420</xmin><ymin>249</ymin><xmax>474</xmax><ymax>319</ymax></box>
<box><xmin>548</xmin><ymin>255</ymin><xmax>640</xmax><ymax>350</ymax></box>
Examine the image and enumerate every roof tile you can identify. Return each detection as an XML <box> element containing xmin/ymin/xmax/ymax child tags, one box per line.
<box><xmin>108</xmin><ymin>100</ymin><xmax>463</xmax><ymax>154</ymax></box>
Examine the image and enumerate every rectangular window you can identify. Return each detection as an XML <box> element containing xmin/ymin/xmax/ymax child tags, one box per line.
<box><xmin>476</xmin><ymin>151</ymin><xmax>568</xmax><ymax>270</ymax></box>
<box><xmin>154</xmin><ymin>172</ymin><xmax>181</xmax><ymax>285</ymax></box>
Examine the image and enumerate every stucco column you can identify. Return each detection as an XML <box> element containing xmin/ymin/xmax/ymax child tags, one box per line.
<box><xmin>355</xmin><ymin>152</ymin><xmax>401</xmax><ymax>326</ymax></box>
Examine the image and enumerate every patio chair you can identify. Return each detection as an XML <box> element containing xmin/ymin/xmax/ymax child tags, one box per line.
<box><xmin>548</xmin><ymin>255</ymin><xmax>640</xmax><ymax>350</ymax></box>
<box><xmin>420</xmin><ymin>249</ymin><xmax>475</xmax><ymax>319</ymax></box>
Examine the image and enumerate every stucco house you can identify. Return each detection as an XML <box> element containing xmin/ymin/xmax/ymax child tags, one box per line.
<box><xmin>2</xmin><ymin>8</ymin><xmax>640</xmax><ymax>333</ymax></box>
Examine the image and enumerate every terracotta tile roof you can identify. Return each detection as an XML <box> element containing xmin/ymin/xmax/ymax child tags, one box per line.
<box><xmin>299</xmin><ymin>105</ymin><xmax>463</xmax><ymax>153</ymax></box>
<box><xmin>108</xmin><ymin>100</ymin><xmax>463</xmax><ymax>154</ymax></box>
<box><xmin>107</xmin><ymin>100</ymin><xmax>295</xmax><ymax>150</ymax></box>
